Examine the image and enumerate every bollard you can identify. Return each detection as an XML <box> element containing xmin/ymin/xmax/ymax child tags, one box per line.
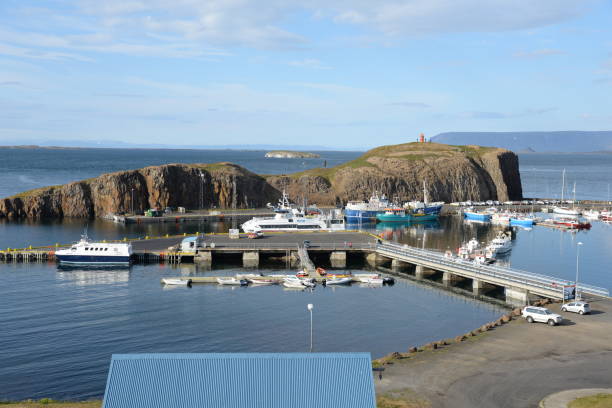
<box><xmin>165</xmin><ymin>234</ymin><xmax>169</xmax><ymax>238</ymax></box>
<box><xmin>55</xmin><ymin>243</ymin><xmax>59</xmax><ymax>247</ymax></box>
<box><xmin>145</xmin><ymin>236</ymin><xmax>149</xmax><ymax>240</ymax></box>
<box><xmin>183</xmin><ymin>232</ymin><xmax>187</xmax><ymax>236</ymax></box>
<box><xmin>29</xmin><ymin>245</ymin><xmax>32</xmax><ymax>250</ymax></box>
<box><xmin>123</xmin><ymin>237</ymin><xmax>127</xmax><ymax>241</ymax></box>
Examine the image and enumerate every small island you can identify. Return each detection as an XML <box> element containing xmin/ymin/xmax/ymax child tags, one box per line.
<box><xmin>264</xmin><ymin>150</ymin><xmax>320</xmax><ymax>159</ymax></box>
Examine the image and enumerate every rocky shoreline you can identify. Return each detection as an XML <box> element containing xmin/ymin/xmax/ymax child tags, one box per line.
<box><xmin>0</xmin><ymin>142</ymin><xmax>523</xmax><ymax>219</ymax></box>
<box><xmin>264</xmin><ymin>150</ymin><xmax>320</xmax><ymax>158</ymax></box>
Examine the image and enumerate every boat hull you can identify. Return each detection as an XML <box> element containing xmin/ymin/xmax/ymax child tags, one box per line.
<box><xmin>376</xmin><ymin>214</ymin><xmax>411</xmax><ymax>222</ymax></box>
<box><xmin>510</xmin><ymin>218</ymin><xmax>534</xmax><ymax>227</ymax></box>
<box><xmin>411</xmin><ymin>213</ymin><xmax>438</xmax><ymax>222</ymax></box>
<box><xmin>463</xmin><ymin>212</ymin><xmax>491</xmax><ymax>222</ymax></box>
<box><xmin>56</xmin><ymin>255</ymin><xmax>131</xmax><ymax>265</ymax></box>
<box><xmin>344</xmin><ymin>209</ymin><xmax>381</xmax><ymax>221</ymax></box>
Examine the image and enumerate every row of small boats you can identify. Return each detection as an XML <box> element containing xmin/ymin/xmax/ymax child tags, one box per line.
<box><xmin>162</xmin><ymin>273</ymin><xmax>395</xmax><ymax>287</ymax></box>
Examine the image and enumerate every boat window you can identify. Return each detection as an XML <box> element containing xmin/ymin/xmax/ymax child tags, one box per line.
<box><xmin>85</xmin><ymin>247</ymin><xmax>89</xmax><ymax>251</ymax></box>
<box><xmin>105</xmin><ymin>248</ymin><xmax>108</xmax><ymax>251</ymax></box>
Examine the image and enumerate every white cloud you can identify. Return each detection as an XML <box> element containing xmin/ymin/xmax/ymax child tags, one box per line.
<box><xmin>513</xmin><ymin>49</ymin><xmax>566</xmax><ymax>58</ymax></box>
<box><xmin>288</xmin><ymin>58</ymin><xmax>331</xmax><ymax>69</ymax></box>
<box><xmin>0</xmin><ymin>0</ymin><xmax>596</xmax><ymax>63</ymax></box>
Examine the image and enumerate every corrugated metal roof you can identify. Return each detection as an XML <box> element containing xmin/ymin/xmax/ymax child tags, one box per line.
<box><xmin>102</xmin><ymin>353</ymin><xmax>376</xmax><ymax>408</ymax></box>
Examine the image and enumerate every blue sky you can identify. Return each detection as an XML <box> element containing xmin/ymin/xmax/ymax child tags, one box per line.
<box><xmin>0</xmin><ymin>0</ymin><xmax>611</xmax><ymax>149</ymax></box>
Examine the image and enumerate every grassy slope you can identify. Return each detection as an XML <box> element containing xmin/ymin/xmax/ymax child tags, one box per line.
<box><xmin>568</xmin><ymin>393</ymin><xmax>612</xmax><ymax>408</ymax></box>
<box><xmin>286</xmin><ymin>142</ymin><xmax>498</xmax><ymax>182</ymax></box>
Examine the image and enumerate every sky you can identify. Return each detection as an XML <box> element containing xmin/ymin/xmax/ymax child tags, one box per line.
<box><xmin>0</xmin><ymin>0</ymin><xmax>611</xmax><ymax>149</ymax></box>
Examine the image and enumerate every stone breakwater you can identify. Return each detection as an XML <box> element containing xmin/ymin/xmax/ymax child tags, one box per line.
<box><xmin>373</xmin><ymin>298</ymin><xmax>555</xmax><ymax>366</ymax></box>
<box><xmin>0</xmin><ymin>142</ymin><xmax>523</xmax><ymax>219</ymax></box>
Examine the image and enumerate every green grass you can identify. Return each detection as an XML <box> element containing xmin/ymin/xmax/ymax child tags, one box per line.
<box><xmin>568</xmin><ymin>393</ymin><xmax>612</xmax><ymax>408</ymax></box>
<box><xmin>0</xmin><ymin>400</ymin><xmax>101</xmax><ymax>408</ymax></box>
<box><xmin>377</xmin><ymin>389</ymin><xmax>430</xmax><ymax>408</ymax></box>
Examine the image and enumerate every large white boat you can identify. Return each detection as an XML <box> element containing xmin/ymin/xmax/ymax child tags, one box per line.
<box><xmin>553</xmin><ymin>170</ymin><xmax>581</xmax><ymax>216</ymax></box>
<box><xmin>242</xmin><ymin>191</ymin><xmax>344</xmax><ymax>233</ymax></box>
<box><xmin>55</xmin><ymin>233</ymin><xmax>132</xmax><ymax>265</ymax></box>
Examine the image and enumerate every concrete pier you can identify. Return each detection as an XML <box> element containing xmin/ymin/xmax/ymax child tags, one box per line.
<box><xmin>443</xmin><ymin>271</ymin><xmax>463</xmax><ymax>287</ymax></box>
<box><xmin>330</xmin><ymin>251</ymin><xmax>347</xmax><ymax>268</ymax></box>
<box><xmin>391</xmin><ymin>259</ymin><xmax>411</xmax><ymax>272</ymax></box>
<box><xmin>505</xmin><ymin>286</ymin><xmax>531</xmax><ymax>306</ymax></box>
<box><xmin>195</xmin><ymin>251</ymin><xmax>212</xmax><ymax>264</ymax></box>
<box><xmin>242</xmin><ymin>251</ymin><xmax>259</xmax><ymax>268</ymax></box>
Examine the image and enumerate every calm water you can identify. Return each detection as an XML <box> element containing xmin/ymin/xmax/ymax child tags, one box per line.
<box><xmin>0</xmin><ymin>148</ymin><xmax>361</xmax><ymax>198</ymax></box>
<box><xmin>1</xmin><ymin>148</ymin><xmax>612</xmax><ymax>400</ymax></box>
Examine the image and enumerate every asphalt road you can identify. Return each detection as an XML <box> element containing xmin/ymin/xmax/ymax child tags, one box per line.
<box><xmin>376</xmin><ymin>298</ymin><xmax>612</xmax><ymax>408</ymax></box>
<box><xmin>131</xmin><ymin>231</ymin><xmax>376</xmax><ymax>252</ymax></box>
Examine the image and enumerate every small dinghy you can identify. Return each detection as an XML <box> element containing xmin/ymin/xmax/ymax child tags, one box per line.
<box><xmin>217</xmin><ymin>277</ymin><xmax>248</xmax><ymax>286</ymax></box>
<box><xmin>248</xmin><ymin>278</ymin><xmax>277</xmax><ymax>285</ymax></box>
<box><xmin>283</xmin><ymin>276</ymin><xmax>306</xmax><ymax>288</ymax></box>
<box><xmin>354</xmin><ymin>273</ymin><xmax>380</xmax><ymax>282</ymax></box>
<box><xmin>162</xmin><ymin>278</ymin><xmax>192</xmax><ymax>286</ymax></box>
<box><xmin>324</xmin><ymin>277</ymin><xmax>352</xmax><ymax>285</ymax></box>
<box><xmin>360</xmin><ymin>277</ymin><xmax>384</xmax><ymax>285</ymax></box>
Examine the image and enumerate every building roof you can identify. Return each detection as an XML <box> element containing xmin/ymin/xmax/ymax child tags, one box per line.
<box><xmin>181</xmin><ymin>236</ymin><xmax>198</xmax><ymax>243</ymax></box>
<box><xmin>102</xmin><ymin>353</ymin><xmax>376</xmax><ymax>408</ymax></box>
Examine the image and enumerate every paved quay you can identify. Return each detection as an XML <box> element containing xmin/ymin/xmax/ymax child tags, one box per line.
<box><xmin>375</xmin><ymin>297</ymin><xmax>612</xmax><ymax>408</ymax></box>
<box><xmin>131</xmin><ymin>231</ymin><xmax>377</xmax><ymax>252</ymax></box>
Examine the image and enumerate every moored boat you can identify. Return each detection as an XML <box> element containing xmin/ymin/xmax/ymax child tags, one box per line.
<box><xmin>55</xmin><ymin>233</ymin><xmax>132</xmax><ymax>265</ymax></box>
<box><xmin>463</xmin><ymin>207</ymin><xmax>491</xmax><ymax>222</ymax></box>
<box><xmin>217</xmin><ymin>277</ymin><xmax>248</xmax><ymax>286</ymax></box>
<box><xmin>324</xmin><ymin>276</ymin><xmax>352</xmax><ymax>285</ymax></box>
<box><xmin>162</xmin><ymin>278</ymin><xmax>192</xmax><ymax>286</ymax></box>
<box><xmin>510</xmin><ymin>215</ymin><xmax>535</xmax><ymax>227</ymax></box>
<box><xmin>344</xmin><ymin>192</ymin><xmax>390</xmax><ymax>221</ymax></box>
<box><xmin>376</xmin><ymin>208</ymin><xmax>411</xmax><ymax>222</ymax></box>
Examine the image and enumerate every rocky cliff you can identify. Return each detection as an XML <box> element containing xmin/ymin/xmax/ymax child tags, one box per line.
<box><xmin>266</xmin><ymin>142</ymin><xmax>522</xmax><ymax>205</ymax></box>
<box><xmin>0</xmin><ymin>142</ymin><xmax>522</xmax><ymax>219</ymax></box>
<box><xmin>0</xmin><ymin>163</ymin><xmax>279</xmax><ymax>219</ymax></box>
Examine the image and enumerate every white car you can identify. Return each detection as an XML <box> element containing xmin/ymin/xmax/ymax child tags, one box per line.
<box><xmin>522</xmin><ymin>306</ymin><xmax>563</xmax><ymax>326</ymax></box>
<box><xmin>561</xmin><ymin>301</ymin><xmax>591</xmax><ymax>315</ymax></box>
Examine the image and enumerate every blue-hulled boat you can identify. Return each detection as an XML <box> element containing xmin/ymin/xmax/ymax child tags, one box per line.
<box><xmin>376</xmin><ymin>208</ymin><xmax>412</xmax><ymax>222</ymax></box>
<box><xmin>344</xmin><ymin>193</ymin><xmax>390</xmax><ymax>221</ymax></box>
<box><xmin>510</xmin><ymin>216</ymin><xmax>535</xmax><ymax>227</ymax></box>
<box><xmin>463</xmin><ymin>208</ymin><xmax>491</xmax><ymax>222</ymax></box>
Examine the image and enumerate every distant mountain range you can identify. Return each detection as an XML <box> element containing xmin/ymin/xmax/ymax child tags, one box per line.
<box><xmin>431</xmin><ymin>131</ymin><xmax>612</xmax><ymax>153</ymax></box>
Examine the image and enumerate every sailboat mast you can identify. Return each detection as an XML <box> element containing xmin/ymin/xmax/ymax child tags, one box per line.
<box><xmin>572</xmin><ymin>181</ymin><xmax>576</xmax><ymax>208</ymax></box>
<box><xmin>561</xmin><ymin>169</ymin><xmax>566</xmax><ymax>201</ymax></box>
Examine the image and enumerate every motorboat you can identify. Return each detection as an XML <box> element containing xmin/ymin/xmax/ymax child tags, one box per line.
<box><xmin>55</xmin><ymin>232</ymin><xmax>132</xmax><ymax>265</ymax></box>
<box><xmin>486</xmin><ymin>231</ymin><xmax>512</xmax><ymax>255</ymax></box>
<box><xmin>248</xmin><ymin>278</ymin><xmax>277</xmax><ymax>285</ymax></box>
<box><xmin>282</xmin><ymin>276</ymin><xmax>316</xmax><ymax>288</ymax></box>
<box><xmin>583</xmin><ymin>210</ymin><xmax>600</xmax><ymax>219</ymax></box>
<box><xmin>376</xmin><ymin>208</ymin><xmax>411</xmax><ymax>222</ymax></box>
<box><xmin>553</xmin><ymin>206</ymin><xmax>581</xmax><ymax>216</ymax></box>
<box><xmin>552</xmin><ymin>218</ymin><xmax>591</xmax><ymax>230</ymax></box>
<box><xmin>162</xmin><ymin>278</ymin><xmax>192</xmax><ymax>286</ymax></box>
<box><xmin>353</xmin><ymin>273</ymin><xmax>381</xmax><ymax>282</ymax></box>
<box><xmin>217</xmin><ymin>277</ymin><xmax>248</xmax><ymax>286</ymax></box>
<box><xmin>359</xmin><ymin>277</ymin><xmax>384</xmax><ymax>285</ymax></box>
<box><xmin>324</xmin><ymin>277</ymin><xmax>352</xmax><ymax>285</ymax></box>
<box><xmin>510</xmin><ymin>215</ymin><xmax>535</xmax><ymax>227</ymax></box>
<box><xmin>463</xmin><ymin>207</ymin><xmax>491</xmax><ymax>222</ymax></box>
<box><xmin>403</xmin><ymin>181</ymin><xmax>443</xmax><ymax>217</ymax></box>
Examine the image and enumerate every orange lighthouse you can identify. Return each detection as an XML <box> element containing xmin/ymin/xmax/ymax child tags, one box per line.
<box><xmin>419</xmin><ymin>133</ymin><xmax>425</xmax><ymax>143</ymax></box>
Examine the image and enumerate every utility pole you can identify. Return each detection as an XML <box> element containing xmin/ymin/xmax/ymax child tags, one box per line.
<box><xmin>131</xmin><ymin>188</ymin><xmax>134</xmax><ymax>215</ymax></box>
<box><xmin>307</xmin><ymin>303</ymin><xmax>314</xmax><ymax>352</ymax></box>
<box><xmin>576</xmin><ymin>242</ymin><xmax>583</xmax><ymax>300</ymax></box>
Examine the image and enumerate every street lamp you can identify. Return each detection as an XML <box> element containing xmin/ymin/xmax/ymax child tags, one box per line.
<box><xmin>131</xmin><ymin>188</ymin><xmax>134</xmax><ymax>215</ymax></box>
<box><xmin>199</xmin><ymin>172</ymin><xmax>205</xmax><ymax>210</ymax></box>
<box><xmin>307</xmin><ymin>303</ymin><xmax>314</xmax><ymax>352</ymax></box>
<box><xmin>575</xmin><ymin>242</ymin><xmax>583</xmax><ymax>300</ymax></box>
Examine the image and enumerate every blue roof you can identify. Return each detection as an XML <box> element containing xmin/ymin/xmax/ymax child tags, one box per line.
<box><xmin>181</xmin><ymin>236</ymin><xmax>198</xmax><ymax>243</ymax></box>
<box><xmin>102</xmin><ymin>353</ymin><xmax>376</xmax><ymax>408</ymax></box>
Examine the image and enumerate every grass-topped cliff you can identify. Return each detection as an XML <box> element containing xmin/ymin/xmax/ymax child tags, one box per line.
<box><xmin>0</xmin><ymin>142</ymin><xmax>522</xmax><ymax>219</ymax></box>
<box><xmin>266</xmin><ymin>142</ymin><xmax>521</xmax><ymax>205</ymax></box>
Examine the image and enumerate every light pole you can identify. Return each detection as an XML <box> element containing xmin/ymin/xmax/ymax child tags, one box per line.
<box><xmin>575</xmin><ymin>242</ymin><xmax>583</xmax><ymax>300</ymax></box>
<box><xmin>131</xmin><ymin>188</ymin><xmax>134</xmax><ymax>215</ymax></box>
<box><xmin>307</xmin><ymin>303</ymin><xmax>313</xmax><ymax>352</ymax></box>
<box><xmin>199</xmin><ymin>172</ymin><xmax>205</xmax><ymax>210</ymax></box>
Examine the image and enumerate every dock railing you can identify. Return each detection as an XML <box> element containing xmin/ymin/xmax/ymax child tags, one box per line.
<box><xmin>376</xmin><ymin>242</ymin><xmax>610</xmax><ymax>298</ymax></box>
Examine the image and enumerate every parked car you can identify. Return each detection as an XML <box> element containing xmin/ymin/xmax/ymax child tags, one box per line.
<box><xmin>303</xmin><ymin>240</ymin><xmax>311</xmax><ymax>248</ymax></box>
<box><xmin>522</xmin><ymin>306</ymin><xmax>563</xmax><ymax>326</ymax></box>
<box><xmin>561</xmin><ymin>301</ymin><xmax>591</xmax><ymax>315</ymax></box>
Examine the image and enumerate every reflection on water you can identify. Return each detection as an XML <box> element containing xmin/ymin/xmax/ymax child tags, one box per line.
<box><xmin>56</xmin><ymin>265</ymin><xmax>130</xmax><ymax>286</ymax></box>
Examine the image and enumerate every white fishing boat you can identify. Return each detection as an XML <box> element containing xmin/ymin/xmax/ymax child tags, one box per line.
<box><xmin>162</xmin><ymin>278</ymin><xmax>192</xmax><ymax>286</ymax></box>
<box><xmin>216</xmin><ymin>277</ymin><xmax>248</xmax><ymax>286</ymax></box>
<box><xmin>325</xmin><ymin>277</ymin><xmax>352</xmax><ymax>285</ymax></box>
<box><xmin>486</xmin><ymin>231</ymin><xmax>512</xmax><ymax>255</ymax></box>
<box><xmin>491</xmin><ymin>212</ymin><xmax>512</xmax><ymax>226</ymax></box>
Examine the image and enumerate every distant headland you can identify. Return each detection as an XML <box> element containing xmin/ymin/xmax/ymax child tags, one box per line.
<box><xmin>0</xmin><ymin>141</ymin><xmax>522</xmax><ymax>220</ymax></box>
<box><xmin>265</xmin><ymin>150</ymin><xmax>321</xmax><ymax>158</ymax></box>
